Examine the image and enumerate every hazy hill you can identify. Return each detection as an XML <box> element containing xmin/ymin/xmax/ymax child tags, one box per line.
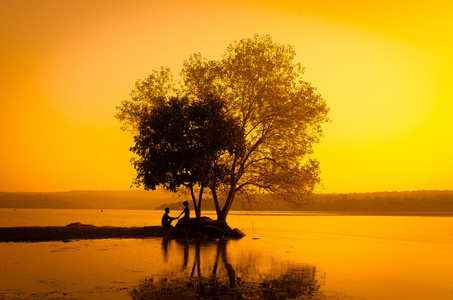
<box><xmin>1</xmin><ymin>190</ymin><xmax>453</xmax><ymax>213</ymax></box>
<box><xmin>0</xmin><ymin>190</ymin><xmax>178</xmax><ymax>210</ymax></box>
<box><xmin>306</xmin><ymin>190</ymin><xmax>453</xmax><ymax>212</ymax></box>
<box><xmin>158</xmin><ymin>190</ymin><xmax>453</xmax><ymax>213</ymax></box>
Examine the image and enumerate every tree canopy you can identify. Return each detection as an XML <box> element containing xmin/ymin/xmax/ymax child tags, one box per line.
<box><xmin>130</xmin><ymin>95</ymin><xmax>245</xmax><ymax>219</ymax></box>
<box><xmin>116</xmin><ymin>34</ymin><xmax>329</xmax><ymax>221</ymax></box>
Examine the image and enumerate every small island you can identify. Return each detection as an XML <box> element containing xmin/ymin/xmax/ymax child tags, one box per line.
<box><xmin>0</xmin><ymin>217</ymin><xmax>245</xmax><ymax>243</ymax></box>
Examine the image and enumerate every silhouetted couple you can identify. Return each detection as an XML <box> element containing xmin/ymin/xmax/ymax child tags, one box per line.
<box><xmin>161</xmin><ymin>201</ymin><xmax>190</xmax><ymax>229</ymax></box>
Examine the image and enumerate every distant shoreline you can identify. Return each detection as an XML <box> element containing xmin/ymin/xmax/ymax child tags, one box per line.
<box><xmin>225</xmin><ymin>210</ymin><xmax>453</xmax><ymax>217</ymax></box>
<box><xmin>1</xmin><ymin>207</ymin><xmax>453</xmax><ymax>218</ymax></box>
<box><xmin>2</xmin><ymin>190</ymin><xmax>453</xmax><ymax>213</ymax></box>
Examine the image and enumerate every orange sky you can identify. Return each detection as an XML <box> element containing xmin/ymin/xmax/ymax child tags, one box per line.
<box><xmin>1</xmin><ymin>0</ymin><xmax>452</xmax><ymax>193</ymax></box>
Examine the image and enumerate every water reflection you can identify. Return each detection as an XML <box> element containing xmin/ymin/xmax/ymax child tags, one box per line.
<box><xmin>132</xmin><ymin>238</ymin><xmax>324</xmax><ymax>299</ymax></box>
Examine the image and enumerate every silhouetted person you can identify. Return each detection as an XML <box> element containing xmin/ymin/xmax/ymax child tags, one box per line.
<box><xmin>178</xmin><ymin>201</ymin><xmax>190</xmax><ymax>219</ymax></box>
<box><xmin>161</xmin><ymin>208</ymin><xmax>178</xmax><ymax>229</ymax></box>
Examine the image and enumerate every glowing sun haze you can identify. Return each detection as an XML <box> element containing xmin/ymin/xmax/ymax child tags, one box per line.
<box><xmin>1</xmin><ymin>0</ymin><xmax>451</xmax><ymax>193</ymax></box>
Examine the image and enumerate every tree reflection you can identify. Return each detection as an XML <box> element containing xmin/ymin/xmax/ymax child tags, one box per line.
<box><xmin>131</xmin><ymin>239</ymin><xmax>324</xmax><ymax>299</ymax></box>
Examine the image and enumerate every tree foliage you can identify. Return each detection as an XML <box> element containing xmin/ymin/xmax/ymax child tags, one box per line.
<box><xmin>117</xmin><ymin>34</ymin><xmax>329</xmax><ymax>221</ymax></box>
<box><xmin>129</xmin><ymin>95</ymin><xmax>245</xmax><ymax>219</ymax></box>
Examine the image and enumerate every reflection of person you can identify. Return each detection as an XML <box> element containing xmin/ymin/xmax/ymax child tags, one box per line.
<box><xmin>161</xmin><ymin>208</ymin><xmax>178</xmax><ymax>229</ymax></box>
<box><xmin>178</xmin><ymin>201</ymin><xmax>190</xmax><ymax>219</ymax></box>
<box><xmin>161</xmin><ymin>237</ymin><xmax>170</xmax><ymax>263</ymax></box>
<box><xmin>182</xmin><ymin>241</ymin><xmax>189</xmax><ymax>270</ymax></box>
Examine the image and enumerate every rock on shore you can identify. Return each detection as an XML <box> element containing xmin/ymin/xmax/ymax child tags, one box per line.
<box><xmin>174</xmin><ymin>217</ymin><xmax>246</xmax><ymax>239</ymax></box>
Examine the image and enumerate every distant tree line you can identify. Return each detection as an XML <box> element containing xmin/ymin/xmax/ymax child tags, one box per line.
<box><xmin>158</xmin><ymin>190</ymin><xmax>453</xmax><ymax>213</ymax></box>
<box><xmin>2</xmin><ymin>190</ymin><xmax>453</xmax><ymax>214</ymax></box>
<box><xmin>0</xmin><ymin>190</ymin><xmax>175</xmax><ymax>210</ymax></box>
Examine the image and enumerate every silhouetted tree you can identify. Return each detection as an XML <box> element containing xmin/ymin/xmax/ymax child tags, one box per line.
<box><xmin>128</xmin><ymin>95</ymin><xmax>245</xmax><ymax>220</ymax></box>
<box><xmin>117</xmin><ymin>34</ymin><xmax>329</xmax><ymax>221</ymax></box>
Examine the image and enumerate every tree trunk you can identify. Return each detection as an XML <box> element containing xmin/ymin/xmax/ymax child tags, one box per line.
<box><xmin>189</xmin><ymin>185</ymin><xmax>201</xmax><ymax>221</ymax></box>
<box><xmin>210</xmin><ymin>185</ymin><xmax>221</xmax><ymax>217</ymax></box>
<box><xmin>218</xmin><ymin>188</ymin><xmax>236</xmax><ymax>221</ymax></box>
<box><xmin>197</xmin><ymin>186</ymin><xmax>204</xmax><ymax>223</ymax></box>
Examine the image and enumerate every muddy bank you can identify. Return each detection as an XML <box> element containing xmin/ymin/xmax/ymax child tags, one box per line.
<box><xmin>0</xmin><ymin>218</ymin><xmax>246</xmax><ymax>242</ymax></box>
<box><xmin>0</xmin><ymin>222</ymin><xmax>167</xmax><ymax>242</ymax></box>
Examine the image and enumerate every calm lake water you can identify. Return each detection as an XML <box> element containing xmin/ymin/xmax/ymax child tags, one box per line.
<box><xmin>0</xmin><ymin>209</ymin><xmax>452</xmax><ymax>299</ymax></box>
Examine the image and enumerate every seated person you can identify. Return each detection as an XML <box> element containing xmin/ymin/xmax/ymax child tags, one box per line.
<box><xmin>178</xmin><ymin>201</ymin><xmax>190</xmax><ymax>219</ymax></box>
<box><xmin>161</xmin><ymin>208</ymin><xmax>178</xmax><ymax>229</ymax></box>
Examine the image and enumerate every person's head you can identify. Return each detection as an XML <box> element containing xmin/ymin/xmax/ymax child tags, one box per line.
<box><xmin>165</xmin><ymin>208</ymin><xmax>170</xmax><ymax>213</ymax></box>
<box><xmin>183</xmin><ymin>201</ymin><xmax>188</xmax><ymax>207</ymax></box>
